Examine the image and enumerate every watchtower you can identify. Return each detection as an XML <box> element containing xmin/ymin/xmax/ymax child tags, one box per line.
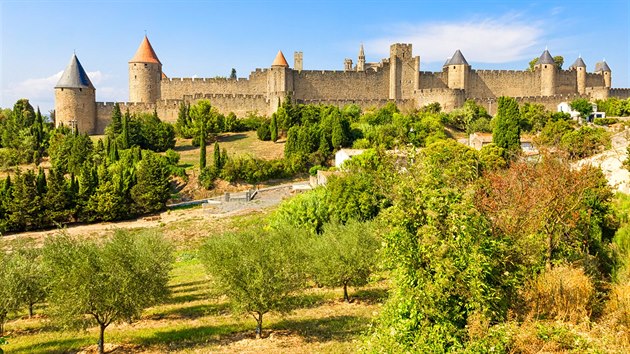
<box><xmin>536</xmin><ymin>49</ymin><xmax>557</xmax><ymax>96</ymax></box>
<box><xmin>570</xmin><ymin>56</ymin><xmax>587</xmax><ymax>94</ymax></box>
<box><xmin>595</xmin><ymin>60</ymin><xmax>612</xmax><ymax>88</ymax></box>
<box><xmin>129</xmin><ymin>35</ymin><xmax>162</xmax><ymax>103</ymax></box>
<box><xmin>445</xmin><ymin>49</ymin><xmax>470</xmax><ymax>91</ymax></box>
<box><xmin>54</xmin><ymin>54</ymin><xmax>96</xmax><ymax>134</ymax></box>
<box><xmin>268</xmin><ymin>50</ymin><xmax>293</xmax><ymax>109</ymax></box>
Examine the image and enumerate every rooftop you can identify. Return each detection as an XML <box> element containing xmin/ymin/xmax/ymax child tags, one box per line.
<box><xmin>272</xmin><ymin>50</ymin><xmax>289</xmax><ymax>67</ymax></box>
<box><xmin>55</xmin><ymin>54</ymin><xmax>94</xmax><ymax>89</ymax></box>
<box><xmin>129</xmin><ymin>35</ymin><xmax>161</xmax><ymax>64</ymax></box>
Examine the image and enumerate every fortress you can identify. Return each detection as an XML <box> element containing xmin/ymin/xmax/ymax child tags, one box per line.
<box><xmin>54</xmin><ymin>36</ymin><xmax>630</xmax><ymax>134</ymax></box>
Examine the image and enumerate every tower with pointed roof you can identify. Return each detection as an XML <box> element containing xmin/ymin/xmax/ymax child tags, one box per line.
<box><xmin>445</xmin><ymin>49</ymin><xmax>470</xmax><ymax>91</ymax></box>
<box><xmin>570</xmin><ymin>56</ymin><xmax>587</xmax><ymax>94</ymax></box>
<box><xmin>357</xmin><ymin>44</ymin><xmax>365</xmax><ymax>72</ymax></box>
<box><xmin>129</xmin><ymin>35</ymin><xmax>162</xmax><ymax>103</ymax></box>
<box><xmin>536</xmin><ymin>49</ymin><xmax>557</xmax><ymax>96</ymax></box>
<box><xmin>268</xmin><ymin>50</ymin><xmax>293</xmax><ymax>107</ymax></box>
<box><xmin>54</xmin><ymin>54</ymin><xmax>97</xmax><ymax>134</ymax></box>
<box><xmin>595</xmin><ymin>60</ymin><xmax>612</xmax><ymax>88</ymax></box>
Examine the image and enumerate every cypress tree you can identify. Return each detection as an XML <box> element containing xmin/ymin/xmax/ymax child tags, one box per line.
<box><xmin>111</xmin><ymin>102</ymin><xmax>122</xmax><ymax>135</ymax></box>
<box><xmin>318</xmin><ymin>130</ymin><xmax>331</xmax><ymax>155</ymax></box>
<box><xmin>221</xmin><ymin>148</ymin><xmax>228</xmax><ymax>168</ymax></box>
<box><xmin>270</xmin><ymin>113</ymin><xmax>278</xmax><ymax>142</ymax></box>
<box><xmin>199</xmin><ymin>122</ymin><xmax>207</xmax><ymax>170</ymax></box>
<box><xmin>492</xmin><ymin>96</ymin><xmax>521</xmax><ymax>157</ymax></box>
<box><xmin>121</xmin><ymin>109</ymin><xmax>131</xmax><ymax>149</ymax></box>
<box><xmin>213</xmin><ymin>142</ymin><xmax>222</xmax><ymax>170</ymax></box>
<box><xmin>36</xmin><ymin>167</ymin><xmax>47</xmax><ymax>196</ymax></box>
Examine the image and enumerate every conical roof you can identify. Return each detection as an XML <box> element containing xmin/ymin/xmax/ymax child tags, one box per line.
<box><xmin>55</xmin><ymin>54</ymin><xmax>94</xmax><ymax>89</ymax></box>
<box><xmin>359</xmin><ymin>44</ymin><xmax>365</xmax><ymax>58</ymax></box>
<box><xmin>538</xmin><ymin>49</ymin><xmax>555</xmax><ymax>65</ymax></box>
<box><xmin>272</xmin><ymin>50</ymin><xmax>289</xmax><ymax>67</ymax></box>
<box><xmin>595</xmin><ymin>61</ymin><xmax>611</xmax><ymax>72</ymax></box>
<box><xmin>447</xmin><ymin>50</ymin><xmax>469</xmax><ymax>65</ymax></box>
<box><xmin>570</xmin><ymin>56</ymin><xmax>586</xmax><ymax>69</ymax></box>
<box><xmin>129</xmin><ymin>35</ymin><xmax>161</xmax><ymax>64</ymax></box>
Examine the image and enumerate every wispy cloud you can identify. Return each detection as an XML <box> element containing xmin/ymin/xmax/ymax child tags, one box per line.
<box><xmin>366</xmin><ymin>14</ymin><xmax>545</xmax><ymax>64</ymax></box>
<box><xmin>2</xmin><ymin>70</ymin><xmax>110</xmax><ymax>111</ymax></box>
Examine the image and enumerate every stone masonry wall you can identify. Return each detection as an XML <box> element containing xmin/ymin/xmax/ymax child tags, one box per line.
<box><xmin>419</xmin><ymin>71</ymin><xmax>448</xmax><ymax>90</ymax></box>
<box><xmin>467</xmin><ymin>70</ymin><xmax>541</xmax><ymax>98</ymax></box>
<box><xmin>292</xmin><ymin>69</ymin><xmax>389</xmax><ymax>101</ymax></box>
<box><xmin>610</xmin><ymin>88</ymin><xmax>630</xmax><ymax>99</ymax></box>
<box><xmin>160</xmin><ymin>69</ymin><xmax>268</xmax><ymax>100</ymax></box>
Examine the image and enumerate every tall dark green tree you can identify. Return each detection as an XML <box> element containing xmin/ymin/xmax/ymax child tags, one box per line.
<box><xmin>7</xmin><ymin>169</ymin><xmax>43</xmax><ymax>231</ymax></box>
<box><xmin>45</xmin><ymin>166</ymin><xmax>72</xmax><ymax>225</ymax></box>
<box><xmin>270</xmin><ymin>113</ymin><xmax>278</xmax><ymax>142</ymax></box>
<box><xmin>213</xmin><ymin>142</ymin><xmax>223</xmax><ymax>170</ymax></box>
<box><xmin>110</xmin><ymin>103</ymin><xmax>122</xmax><ymax>136</ymax></box>
<box><xmin>131</xmin><ymin>152</ymin><xmax>171</xmax><ymax>214</ymax></box>
<box><xmin>492</xmin><ymin>96</ymin><xmax>521</xmax><ymax>156</ymax></box>
<box><xmin>121</xmin><ymin>109</ymin><xmax>131</xmax><ymax>149</ymax></box>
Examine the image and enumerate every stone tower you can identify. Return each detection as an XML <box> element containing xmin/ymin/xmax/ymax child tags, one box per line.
<box><xmin>596</xmin><ymin>60</ymin><xmax>612</xmax><ymax>88</ymax></box>
<box><xmin>446</xmin><ymin>49</ymin><xmax>470</xmax><ymax>90</ymax></box>
<box><xmin>294</xmin><ymin>51</ymin><xmax>303</xmax><ymax>72</ymax></box>
<box><xmin>129</xmin><ymin>35</ymin><xmax>162</xmax><ymax>103</ymax></box>
<box><xmin>570</xmin><ymin>56</ymin><xmax>587</xmax><ymax>94</ymax></box>
<box><xmin>389</xmin><ymin>43</ymin><xmax>417</xmax><ymax>100</ymax></box>
<box><xmin>268</xmin><ymin>50</ymin><xmax>293</xmax><ymax>110</ymax></box>
<box><xmin>357</xmin><ymin>44</ymin><xmax>365</xmax><ymax>72</ymax></box>
<box><xmin>54</xmin><ymin>54</ymin><xmax>96</xmax><ymax>134</ymax></box>
<box><xmin>536</xmin><ymin>49</ymin><xmax>557</xmax><ymax>96</ymax></box>
<box><xmin>344</xmin><ymin>58</ymin><xmax>353</xmax><ymax>72</ymax></box>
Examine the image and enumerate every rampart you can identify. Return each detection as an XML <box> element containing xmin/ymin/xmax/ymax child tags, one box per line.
<box><xmin>610</xmin><ymin>88</ymin><xmax>630</xmax><ymax>99</ymax></box>
<box><xmin>467</xmin><ymin>70</ymin><xmax>541</xmax><ymax>98</ymax></box>
<box><xmin>419</xmin><ymin>72</ymin><xmax>448</xmax><ymax>90</ymax></box>
<box><xmin>292</xmin><ymin>69</ymin><xmax>389</xmax><ymax>101</ymax></box>
<box><xmin>160</xmin><ymin>70</ymin><xmax>268</xmax><ymax>100</ymax></box>
<box><xmin>296</xmin><ymin>98</ymin><xmax>414</xmax><ymax>111</ymax></box>
<box><xmin>469</xmin><ymin>93</ymin><xmax>590</xmax><ymax>115</ymax></box>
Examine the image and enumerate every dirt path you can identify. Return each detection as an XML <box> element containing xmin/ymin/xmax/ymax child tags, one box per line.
<box><xmin>2</xmin><ymin>182</ymin><xmax>304</xmax><ymax>244</ymax></box>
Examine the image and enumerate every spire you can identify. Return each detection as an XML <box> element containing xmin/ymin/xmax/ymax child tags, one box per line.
<box><xmin>359</xmin><ymin>44</ymin><xmax>365</xmax><ymax>59</ymax></box>
<box><xmin>272</xmin><ymin>50</ymin><xmax>289</xmax><ymax>67</ymax></box>
<box><xmin>55</xmin><ymin>54</ymin><xmax>94</xmax><ymax>89</ymax></box>
<box><xmin>447</xmin><ymin>49</ymin><xmax>468</xmax><ymax>66</ymax></box>
<box><xmin>538</xmin><ymin>49</ymin><xmax>555</xmax><ymax>65</ymax></box>
<box><xmin>129</xmin><ymin>35</ymin><xmax>161</xmax><ymax>64</ymax></box>
<box><xmin>570</xmin><ymin>56</ymin><xmax>586</xmax><ymax>69</ymax></box>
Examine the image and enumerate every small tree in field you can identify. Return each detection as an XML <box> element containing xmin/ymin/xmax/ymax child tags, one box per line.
<box><xmin>311</xmin><ymin>220</ymin><xmax>381</xmax><ymax>302</ymax></box>
<box><xmin>8</xmin><ymin>241</ymin><xmax>47</xmax><ymax>318</ymax></box>
<box><xmin>43</xmin><ymin>230</ymin><xmax>173</xmax><ymax>354</ymax></box>
<box><xmin>200</xmin><ymin>226</ymin><xmax>308</xmax><ymax>338</ymax></box>
<box><xmin>570</xmin><ymin>98</ymin><xmax>594</xmax><ymax>120</ymax></box>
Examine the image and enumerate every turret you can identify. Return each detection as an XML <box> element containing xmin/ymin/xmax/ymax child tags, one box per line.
<box><xmin>54</xmin><ymin>54</ymin><xmax>96</xmax><ymax>134</ymax></box>
<box><xmin>536</xmin><ymin>49</ymin><xmax>557</xmax><ymax>96</ymax></box>
<box><xmin>268</xmin><ymin>50</ymin><xmax>293</xmax><ymax>110</ymax></box>
<box><xmin>344</xmin><ymin>58</ymin><xmax>353</xmax><ymax>72</ymax></box>
<box><xmin>357</xmin><ymin>44</ymin><xmax>365</xmax><ymax>72</ymax></box>
<box><xmin>570</xmin><ymin>56</ymin><xmax>587</xmax><ymax>94</ymax></box>
<box><xmin>595</xmin><ymin>60</ymin><xmax>612</xmax><ymax>88</ymax></box>
<box><xmin>129</xmin><ymin>35</ymin><xmax>162</xmax><ymax>103</ymax></box>
<box><xmin>294</xmin><ymin>51</ymin><xmax>303</xmax><ymax>72</ymax></box>
<box><xmin>445</xmin><ymin>49</ymin><xmax>470</xmax><ymax>90</ymax></box>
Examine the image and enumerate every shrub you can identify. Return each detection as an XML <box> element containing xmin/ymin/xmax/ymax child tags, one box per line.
<box><xmin>523</xmin><ymin>265</ymin><xmax>594</xmax><ymax>323</ymax></box>
<box><xmin>605</xmin><ymin>282</ymin><xmax>630</xmax><ymax>329</ymax></box>
<box><xmin>594</xmin><ymin>117</ymin><xmax>620</xmax><ymax>126</ymax></box>
<box><xmin>256</xmin><ymin>122</ymin><xmax>271</xmax><ymax>141</ymax></box>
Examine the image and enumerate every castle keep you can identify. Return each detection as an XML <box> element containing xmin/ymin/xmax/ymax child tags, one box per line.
<box><xmin>55</xmin><ymin>36</ymin><xmax>630</xmax><ymax>134</ymax></box>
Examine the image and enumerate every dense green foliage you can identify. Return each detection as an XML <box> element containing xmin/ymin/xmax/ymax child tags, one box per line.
<box><xmin>106</xmin><ymin>106</ymin><xmax>175</xmax><ymax>152</ymax></box>
<box><xmin>492</xmin><ymin>96</ymin><xmax>521</xmax><ymax>156</ymax></box>
<box><xmin>43</xmin><ymin>230</ymin><xmax>173</xmax><ymax>354</ymax></box>
<box><xmin>595</xmin><ymin>97</ymin><xmax>630</xmax><ymax>117</ymax></box>
<box><xmin>528</xmin><ymin>55</ymin><xmax>564</xmax><ymax>70</ymax></box>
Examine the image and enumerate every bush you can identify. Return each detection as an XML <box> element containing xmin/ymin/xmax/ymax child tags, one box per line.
<box><xmin>523</xmin><ymin>265</ymin><xmax>594</xmax><ymax>323</ymax></box>
<box><xmin>256</xmin><ymin>122</ymin><xmax>271</xmax><ymax>141</ymax></box>
<box><xmin>594</xmin><ymin>117</ymin><xmax>620</xmax><ymax>126</ymax></box>
<box><xmin>605</xmin><ymin>282</ymin><xmax>630</xmax><ymax>328</ymax></box>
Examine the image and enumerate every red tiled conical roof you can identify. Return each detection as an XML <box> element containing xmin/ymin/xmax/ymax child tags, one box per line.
<box><xmin>272</xmin><ymin>50</ymin><xmax>289</xmax><ymax>67</ymax></box>
<box><xmin>130</xmin><ymin>36</ymin><xmax>161</xmax><ymax>64</ymax></box>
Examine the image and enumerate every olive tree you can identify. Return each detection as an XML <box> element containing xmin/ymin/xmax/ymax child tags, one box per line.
<box><xmin>311</xmin><ymin>220</ymin><xmax>381</xmax><ymax>302</ymax></box>
<box><xmin>7</xmin><ymin>241</ymin><xmax>47</xmax><ymax>318</ymax></box>
<box><xmin>43</xmin><ymin>230</ymin><xmax>173</xmax><ymax>354</ymax></box>
<box><xmin>200</xmin><ymin>226</ymin><xmax>308</xmax><ymax>338</ymax></box>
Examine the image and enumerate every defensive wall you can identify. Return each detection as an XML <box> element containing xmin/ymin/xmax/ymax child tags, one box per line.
<box><xmin>292</xmin><ymin>69</ymin><xmax>389</xmax><ymax>101</ymax></box>
<box><xmin>610</xmin><ymin>88</ymin><xmax>630</xmax><ymax>99</ymax></box>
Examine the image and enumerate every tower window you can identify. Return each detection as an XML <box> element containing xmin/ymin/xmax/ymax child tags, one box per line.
<box><xmin>144</xmin><ymin>64</ymin><xmax>148</xmax><ymax>68</ymax></box>
<box><xmin>453</xmin><ymin>66</ymin><xmax>456</xmax><ymax>69</ymax></box>
<box><xmin>135</xmin><ymin>75</ymin><xmax>137</xmax><ymax>79</ymax></box>
<box><xmin>544</xmin><ymin>65</ymin><xmax>547</xmax><ymax>68</ymax></box>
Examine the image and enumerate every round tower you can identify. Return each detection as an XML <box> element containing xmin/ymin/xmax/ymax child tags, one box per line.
<box><xmin>596</xmin><ymin>60</ymin><xmax>612</xmax><ymax>88</ymax></box>
<box><xmin>536</xmin><ymin>49</ymin><xmax>557</xmax><ymax>96</ymax></box>
<box><xmin>129</xmin><ymin>35</ymin><xmax>162</xmax><ymax>103</ymax></box>
<box><xmin>54</xmin><ymin>54</ymin><xmax>96</xmax><ymax>134</ymax></box>
<box><xmin>268</xmin><ymin>50</ymin><xmax>292</xmax><ymax>114</ymax></box>
<box><xmin>570</xmin><ymin>56</ymin><xmax>587</xmax><ymax>94</ymax></box>
<box><xmin>445</xmin><ymin>49</ymin><xmax>470</xmax><ymax>91</ymax></box>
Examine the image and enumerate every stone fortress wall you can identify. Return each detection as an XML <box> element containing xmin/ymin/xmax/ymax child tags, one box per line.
<box><xmin>55</xmin><ymin>36</ymin><xmax>629</xmax><ymax>135</ymax></box>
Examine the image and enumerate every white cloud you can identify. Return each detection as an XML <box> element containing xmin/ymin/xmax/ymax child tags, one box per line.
<box><xmin>2</xmin><ymin>70</ymin><xmax>109</xmax><ymax>111</ymax></box>
<box><xmin>366</xmin><ymin>15</ymin><xmax>544</xmax><ymax>64</ymax></box>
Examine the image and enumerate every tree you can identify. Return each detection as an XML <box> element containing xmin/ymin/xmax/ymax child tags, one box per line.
<box><xmin>0</xmin><ymin>253</ymin><xmax>20</xmax><ymax>336</ymax></box>
<box><xmin>6</xmin><ymin>169</ymin><xmax>43</xmax><ymax>231</ymax></box>
<box><xmin>7</xmin><ymin>241</ymin><xmax>47</xmax><ymax>318</ymax></box>
<box><xmin>44</xmin><ymin>166</ymin><xmax>73</xmax><ymax>225</ymax></box>
<box><xmin>213</xmin><ymin>142</ymin><xmax>224</xmax><ymax>170</ymax></box>
<box><xmin>570</xmin><ymin>98</ymin><xmax>594</xmax><ymax>120</ymax></box>
<box><xmin>131</xmin><ymin>151</ymin><xmax>171</xmax><ymax>214</ymax></box>
<box><xmin>109</xmin><ymin>102</ymin><xmax>122</xmax><ymax>136</ymax></box>
<box><xmin>43</xmin><ymin>230</ymin><xmax>173</xmax><ymax>354</ymax></box>
<box><xmin>311</xmin><ymin>221</ymin><xmax>381</xmax><ymax>301</ymax></box>
<box><xmin>200</xmin><ymin>226</ymin><xmax>308</xmax><ymax>338</ymax></box>
<box><xmin>270</xmin><ymin>113</ymin><xmax>278</xmax><ymax>142</ymax></box>
<box><xmin>492</xmin><ymin>96</ymin><xmax>521</xmax><ymax>157</ymax></box>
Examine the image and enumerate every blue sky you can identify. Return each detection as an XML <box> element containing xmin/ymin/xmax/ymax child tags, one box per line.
<box><xmin>1</xmin><ymin>0</ymin><xmax>629</xmax><ymax>113</ymax></box>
